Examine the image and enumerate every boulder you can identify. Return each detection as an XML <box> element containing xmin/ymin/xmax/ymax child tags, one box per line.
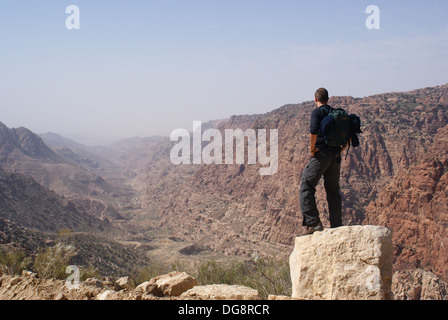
<box><xmin>115</xmin><ymin>277</ymin><xmax>131</xmax><ymax>291</ymax></box>
<box><xmin>180</xmin><ymin>284</ymin><xmax>259</xmax><ymax>300</ymax></box>
<box><xmin>289</xmin><ymin>225</ymin><xmax>393</xmax><ymax>300</ymax></box>
<box><xmin>97</xmin><ymin>290</ymin><xmax>116</xmax><ymax>300</ymax></box>
<box><xmin>136</xmin><ymin>281</ymin><xmax>160</xmax><ymax>296</ymax></box>
<box><xmin>136</xmin><ymin>272</ymin><xmax>197</xmax><ymax>297</ymax></box>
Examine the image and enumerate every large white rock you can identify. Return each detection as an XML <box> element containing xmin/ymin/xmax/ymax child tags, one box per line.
<box><xmin>289</xmin><ymin>225</ymin><xmax>393</xmax><ymax>300</ymax></box>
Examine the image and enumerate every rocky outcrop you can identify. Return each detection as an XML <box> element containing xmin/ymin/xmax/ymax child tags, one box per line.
<box><xmin>0</xmin><ymin>271</ymin><xmax>258</xmax><ymax>301</ymax></box>
<box><xmin>289</xmin><ymin>226</ymin><xmax>393</xmax><ymax>300</ymax></box>
<box><xmin>0</xmin><ymin>271</ymin><xmax>105</xmax><ymax>300</ymax></box>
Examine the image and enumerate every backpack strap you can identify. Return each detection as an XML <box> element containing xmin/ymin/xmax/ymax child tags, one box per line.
<box><xmin>321</xmin><ymin>105</ymin><xmax>334</xmax><ymax>115</ymax></box>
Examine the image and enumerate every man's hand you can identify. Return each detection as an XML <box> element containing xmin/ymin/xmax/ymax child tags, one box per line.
<box><xmin>311</xmin><ymin>148</ymin><xmax>319</xmax><ymax>157</ymax></box>
<box><xmin>340</xmin><ymin>141</ymin><xmax>350</xmax><ymax>156</ymax></box>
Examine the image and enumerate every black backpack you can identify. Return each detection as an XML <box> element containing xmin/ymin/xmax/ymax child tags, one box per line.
<box><xmin>321</xmin><ymin>106</ymin><xmax>362</xmax><ymax>153</ymax></box>
<box><xmin>321</xmin><ymin>107</ymin><xmax>352</xmax><ymax>148</ymax></box>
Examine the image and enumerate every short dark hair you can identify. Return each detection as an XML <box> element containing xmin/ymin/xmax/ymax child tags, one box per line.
<box><xmin>315</xmin><ymin>88</ymin><xmax>329</xmax><ymax>104</ymax></box>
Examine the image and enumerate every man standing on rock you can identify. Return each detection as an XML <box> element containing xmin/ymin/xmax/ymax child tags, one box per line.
<box><xmin>299</xmin><ymin>88</ymin><xmax>345</xmax><ymax>235</ymax></box>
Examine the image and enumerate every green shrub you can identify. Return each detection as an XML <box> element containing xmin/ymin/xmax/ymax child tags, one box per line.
<box><xmin>195</xmin><ymin>257</ymin><xmax>291</xmax><ymax>299</ymax></box>
<box><xmin>132</xmin><ymin>256</ymin><xmax>291</xmax><ymax>299</ymax></box>
<box><xmin>33</xmin><ymin>243</ymin><xmax>77</xmax><ymax>280</ymax></box>
<box><xmin>131</xmin><ymin>261</ymin><xmax>171</xmax><ymax>286</ymax></box>
<box><xmin>79</xmin><ymin>265</ymin><xmax>101</xmax><ymax>282</ymax></box>
<box><xmin>0</xmin><ymin>247</ymin><xmax>32</xmax><ymax>275</ymax></box>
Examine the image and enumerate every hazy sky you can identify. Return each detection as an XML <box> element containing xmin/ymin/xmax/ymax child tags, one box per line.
<box><xmin>1</xmin><ymin>0</ymin><xmax>447</xmax><ymax>145</ymax></box>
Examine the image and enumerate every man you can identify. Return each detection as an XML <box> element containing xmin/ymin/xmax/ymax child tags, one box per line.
<box><xmin>299</xmin><ymin>88</ymin><xmax>345</xmax><ymax>235</ymax></box>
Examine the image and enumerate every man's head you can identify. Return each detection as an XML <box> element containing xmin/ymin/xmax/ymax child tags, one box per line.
<box><xmin>315</xmin><ymin>88</ymin><xmax>329</xmax><ymax>106</ymax></box>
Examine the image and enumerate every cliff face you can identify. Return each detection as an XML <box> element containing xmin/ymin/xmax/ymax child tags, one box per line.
<box><xmin>131</xmin><ymin>84</ymin><xmax>448</xmax><ymax>282</ymax></box>
<box><xmin>365</xmin><ymin>124</ymin><xmax>448</xmax><ymax>280</ymax></box>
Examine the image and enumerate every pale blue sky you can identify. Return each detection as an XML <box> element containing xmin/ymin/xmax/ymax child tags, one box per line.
<box><xmin>1</xmin><ymin>1</ymin><xmax>447</xmax><ymax>144</ymax></box>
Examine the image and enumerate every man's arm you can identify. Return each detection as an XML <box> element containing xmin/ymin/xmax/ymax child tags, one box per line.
<box><xmin>309</xmin><ymin>108</ymin><xmax>322</xmax><ymax>157</ymax></box>
<box><xmin>310</xmin><ymin>134</ymin><xmax>318</xmax><ymax>156</ymax></box>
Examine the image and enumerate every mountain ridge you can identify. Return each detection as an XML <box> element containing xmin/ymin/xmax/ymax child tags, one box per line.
<box><xmin>0</xmin><ymin>121</ymin><xmax>120</xmax><ymax>206</ymax></box>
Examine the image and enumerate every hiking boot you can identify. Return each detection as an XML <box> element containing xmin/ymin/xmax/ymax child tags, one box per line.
<box><xmin>302</xmin><ymin>222</ymin><xmax>324</xmax><ymax>236</ymax></box>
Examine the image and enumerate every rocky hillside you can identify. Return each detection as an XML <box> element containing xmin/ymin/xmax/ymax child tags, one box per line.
<box><xmin>0</xmin><ymin>169</ymin><xmax>150</xmax><ymax>276</ymax></box>
<box><xmin>130</xmin><ymin>84</ymin><xmax>448</xmax><ymax>282</ymax></box>
<box><xmin>0</xmin><ymin>122</ymin><xmax>117</xmax><ymax>203</ymax></box>
<box><xmin>0</xmin><ymin>170</ymin><xmax>110</xmax><ymax>235</ymax></box>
